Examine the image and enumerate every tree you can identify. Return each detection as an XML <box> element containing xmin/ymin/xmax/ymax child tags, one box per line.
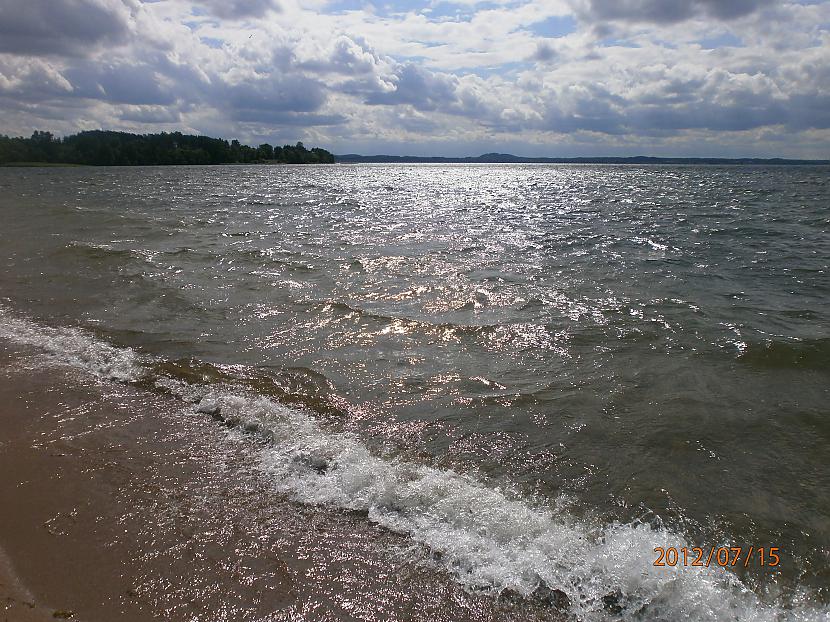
<box><xmin>257</xmin><ymin>143</ymin><xmax>274</xmax><ymax>160</ymax></box>
<box><xmin>0</xmin><ymin>130</ymin><xmax>335</xmax><ymax>166</ymax></box>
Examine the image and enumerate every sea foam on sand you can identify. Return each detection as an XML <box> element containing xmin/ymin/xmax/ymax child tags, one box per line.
<box><xmin>1</xmin><ymin>306</ymin><xmax>827</xmax><ymax>622</ymax></box>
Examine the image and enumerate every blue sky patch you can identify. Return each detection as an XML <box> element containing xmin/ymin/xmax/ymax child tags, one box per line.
<box><xmin>200</xmin><ymin>37</ymin><xmax>225</xmax><ymax>48</ymax></box>
<box><xmin>698</xmin><ymin>32</ymin><xmax>743</xmax><ymax>49</ymax></box>
<box><xmin>527</xmin><ymin>15</ymin><xmax>577</xmax><ymax>38</ymax></box>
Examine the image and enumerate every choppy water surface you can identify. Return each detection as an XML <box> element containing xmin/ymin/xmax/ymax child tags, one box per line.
<box><xmin>1</xmin><ymin>164</ymin><xmax>828</xmax><ymax>620</ymax></box>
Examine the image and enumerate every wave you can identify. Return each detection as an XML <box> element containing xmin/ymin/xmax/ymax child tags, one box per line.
<box><xmin>0</xmin><ymin>307</ymin><xmax>827</xmax><ymax>622</ymax></box>
<box><xmin>314</xmin><ymin>301</ymin><xmax>569</xmax><ymax>353</ymax></box>
<box><xmin>58</xmin><ymin>241</ymin><xmax>139</xmax><ymax>263</ymax></box>
<box><xmin>0</xmin><ymin>307</ymin><xmax>141</xmax><ymax>382</ymax></box>
<box><xmin>317</xmin><ymin>299</ymin><xmax>520</xmax><ymax>334</ymax></box>
<box><xmin>145</xmin><ymin>358</ymin><xmax>346</xmax><ymax>418</ymax></box>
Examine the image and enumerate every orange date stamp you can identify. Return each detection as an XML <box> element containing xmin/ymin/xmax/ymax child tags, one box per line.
<box><xmin>653</xmin><ymin>546</ymin><xmax>780</xmax><ymax>568</ymax></box>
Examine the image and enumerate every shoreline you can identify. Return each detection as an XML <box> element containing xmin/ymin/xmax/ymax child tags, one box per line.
<box><xmin>0</xmin><ymin>543</ymin><xmax>58</xmax><ymax>621</ymax></box>
<box><xmin>0</xmin><ymin>342</ymin><xmax>559</xmax><ymax>622</ymax></box>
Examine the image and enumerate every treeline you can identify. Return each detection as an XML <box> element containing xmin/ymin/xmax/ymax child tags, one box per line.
<box><xmin>0</xmin><ymin>130</ymin><xmax>335</xmax><ymax>166</ymax></box>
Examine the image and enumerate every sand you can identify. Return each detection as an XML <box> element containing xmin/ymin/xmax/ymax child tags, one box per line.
<box><xmin>0</xmin><ymin>544</ymin><xmax>59</xmax><ymax>621</ymax></box>
<box><xmin>0</xmin><ymin>342</ymin><xmax>561</xmax><ymax>622</ymax></box>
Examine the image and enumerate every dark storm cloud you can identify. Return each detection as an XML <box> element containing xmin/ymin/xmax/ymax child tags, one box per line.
<box><xmin>779</xmin><ymin>92</ymin><xmax>830</xmax><ymax>130</ymax></box>
<box><xmin>577</xmin><ymin>0</ymin><xmax>775</xmax><ymax>24</ymax></box>
<box><xmin>196</xmin><ymin>0</ymin><xmax>280</xmax><ymax>19</ymax></box>
<box><xmin>0</xmin><ymin>94</ymin><xmax>91</xmax><ymax>123</ymax></box>
<box><xmin>64</xmin><ymin>62</ymin><xmax>176</xmax><ymax>105</ymax></box>
<box><xmin>0</xmin><ymin>0</ymin><xmax>131</xmax><ymax>57</ymax></box>
<box><xmin>223</xmin><ymin>75</ymin><xmax>327</xmax><ymax>114</ymax></box>
<box><xmin>219</xmin><ymin>74</ymin><xmax>343</xmax><ymax>125</ymax></box>
<box><xmin>634</xmin><ymin>77</ymin><xmax>707</xmax><ymax>106</ymax></box>
<box><xmin>539</xmin><ymin>84</ymin><xmax>627</xmax><ymax>134</ymax></box>
<box><xmin>536</xmin><ymin>86</ymin><xmax>830</xmax><ymax>136</ymax></box>
<box><xmin>626</xmin><ymin>101</ymin><xmax>787</xmax><ymax>132</ymax></box>
<box><xmin>364</xmin><ymin>64</ymin><xmax>459</xmax><ymax>111</ymax></box>
<box><xmin>542</xmin><ymin>107</ymin><xmax>626</xmax><ymax>135</ymax></box>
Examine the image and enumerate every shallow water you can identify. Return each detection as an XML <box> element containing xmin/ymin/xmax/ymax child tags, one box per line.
<box><xmin>1</xmin><ymin>164</ymin><xmax>828</xmax><ymax>620</ymax></box>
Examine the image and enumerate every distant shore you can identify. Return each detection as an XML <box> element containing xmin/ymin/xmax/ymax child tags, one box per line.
<box><xmin>0</xmin><ymin>130</ymin><xmax>335</xmax><ymax>167</ymax></box>
<box><xmin>0</xmin><ymin>162</ymin><xmax>86</xmax><ymax>167</ymax></box>
<box><xmin>0</xmin><ymin>161</ymin><xmax>294</xmax><ymax>168</ymax></box>
<box><xmin>335</xmin><ymin>153</ymin><xmax>830</xmax><ymax>165</ymax></box>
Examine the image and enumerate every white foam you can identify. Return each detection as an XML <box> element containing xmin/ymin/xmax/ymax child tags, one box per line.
<box><xmin>1</xmin><ymin>308</ymin><xmax>826</xmax><ymax>621</ymax></box>
<box><xmin>0</xmin><ymin>307</ymin><xmax>142</xmax><ymax>382</ymax></box>
<box><xmin>172</xmin><ymin>386</ymin><xmax>828</xmax><ymax>622</ymax></box>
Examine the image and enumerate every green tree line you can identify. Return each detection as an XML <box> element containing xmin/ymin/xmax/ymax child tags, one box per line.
<box><xmin>0</xmin><ymin>130</ymin><xmax>335</xmax><ymax>166</ymax></box>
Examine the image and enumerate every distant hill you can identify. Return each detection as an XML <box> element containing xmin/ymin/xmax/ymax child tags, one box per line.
<box><xmin>0</xmin><ymin>130</ymin><xmax>335</xmax><ymax>166</ymax></box>
<box><xmin>336</xmin><ymin>152</ymin><xmax>830</xmax><ymax>165</ymax></box>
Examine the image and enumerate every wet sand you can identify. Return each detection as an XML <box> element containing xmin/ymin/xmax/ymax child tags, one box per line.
<box><xmin>0</xmin><ymin>343</ymin><xmax>561</xmax><ymax>622</ymax></box>
<box><xmin>0</xmin><ymin>544</ymin><xmax>57</xmax><ymax>621</ymax></box>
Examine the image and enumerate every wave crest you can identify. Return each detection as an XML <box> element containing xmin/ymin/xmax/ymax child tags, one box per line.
<box><xmin>0</xmin><ymin>307</ymin><xmax>827</xmax><ymax>621</ymax></box>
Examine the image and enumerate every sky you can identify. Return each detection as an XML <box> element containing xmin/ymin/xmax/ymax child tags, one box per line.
<box><xmin>0</xmin><ymin>0</ymin><xmax>829</xmax><ymax>157</ymax></box>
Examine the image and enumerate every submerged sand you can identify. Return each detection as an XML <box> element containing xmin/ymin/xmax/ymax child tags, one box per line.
<box><xmin>0</xmin><ymin>343</ymin><xmax>560</xmax><ymax>622</ymax></box>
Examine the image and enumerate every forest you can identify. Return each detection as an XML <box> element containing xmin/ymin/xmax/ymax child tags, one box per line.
<box><xmin>0</xmin><ymin>130</ymin><xmax>335</xmax><ymax>166</ymax></box>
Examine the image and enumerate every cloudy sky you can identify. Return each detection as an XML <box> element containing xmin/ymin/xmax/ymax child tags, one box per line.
<box><xmin>1</xmin><ymin>0</ymin><xmax>829</xmax><ymax>157</ymax></box>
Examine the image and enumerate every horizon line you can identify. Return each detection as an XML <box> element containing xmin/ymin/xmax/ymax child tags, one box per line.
<box><xmin>334</xmin><ymin>152</ymin><xmax>830</xmax><ymax>164</ymax></box>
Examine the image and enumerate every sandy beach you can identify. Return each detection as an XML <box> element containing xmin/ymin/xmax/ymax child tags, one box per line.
<box><xmin>0</xmin><ymin>544</ymin><xmax>57</xmax><ymax>621</ymax></box>
<box><xmin>0</xmin><ymin>342</ymin><xmax>560</xmax><ymax>622</ymax></box>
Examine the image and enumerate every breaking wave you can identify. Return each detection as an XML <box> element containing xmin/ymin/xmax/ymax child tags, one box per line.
<box><xmin>0</xmin><ymin>306</ymin><xmax>141</xmax><ymax>382</ymax></box>
<box><xmin>0</xmin><ymin>306</ymin><xmax>826</xmax><ymax>622</ymax></box>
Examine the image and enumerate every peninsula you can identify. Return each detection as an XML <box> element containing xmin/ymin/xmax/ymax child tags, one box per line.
<box><xmin>0</xmin><ymin>131</ymin><xmax>335</xmax><ymax>166</ymax></box>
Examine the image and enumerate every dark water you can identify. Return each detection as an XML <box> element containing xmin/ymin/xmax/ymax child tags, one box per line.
<box><xmin>1</xmin><ymin>164</ymin><xmax>828</xmax><ymax>620</ymax></box>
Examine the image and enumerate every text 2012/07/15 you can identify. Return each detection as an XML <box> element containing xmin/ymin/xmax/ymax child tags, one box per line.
<box><xmin>654</xmin><ymin>546</ymin><xmax>780</xmax><ymax>568</ymax></box>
